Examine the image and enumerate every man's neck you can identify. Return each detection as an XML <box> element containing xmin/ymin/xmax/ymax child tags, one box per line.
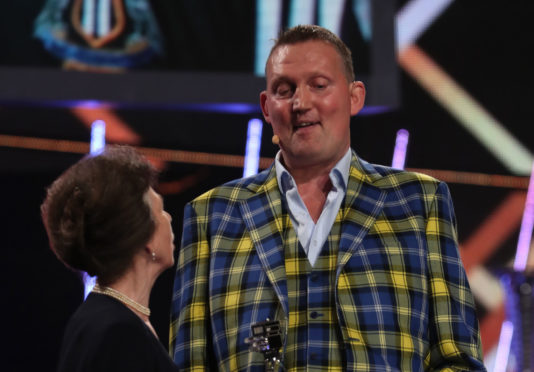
<box><xmin>281</xmin><ymin>161</ymin><xmax>333</xmax><ymax>223</ymax></box>
<box><xmin>295</xmin><ymin>173</ymin><xmax>333</xmax><ymax>223</ymax></box>
<box><xmin>278</xmin><ymin>148</ymin><xmax>350</xmax><ymax>222</ymax></box>
<box><xmin>282</xmin><ymin>154</ymin><xmax>340</xmax><ymax>187</ymax></box>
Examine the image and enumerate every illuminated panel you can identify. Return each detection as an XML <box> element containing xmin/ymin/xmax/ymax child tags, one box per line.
<box><xmin>243</xmin><ymin>118</ymin><xmax>263</xmax><ymax>177</ymax></box>
<box><xmin>90</xmin><ymin>119</ymin><xmax>106</xmax><ymax>155</ymax></box>
<box><xmin>396</xmin><ymin>0</ymin><xmax>454</xmax><ymax>51</ymax></box>
<box><xmin>288</xmin><ymin>0</ymin><xmax>315</xmax><ymax>27</ymax></box>
<box><xmin>391</xmin><ymin>129</ymin><xmax>409</xmax><ymax>170</ymax></box>
<box><xmin>351</xmin><ymin>0</ymin><xmax>372</xmax><ymax>41</ymax></box>
<box><xmin>513</xmin><ymin>162</ymin><xmax>534</xmax><ymax>271</ymax></box>
<box><xmin>83</xmin><ymin>120</ymin><xmax>107</xmax><ymax>299</ymax></box>
<box><xmin>399</xmin><ymin>45</ymin><xmax>533</xmax><ymax>175</ymax></box>
<box><xmin>317</xmin><ymin>0</ymin><xmax>344</xmax><ymax>36</ymax></box>
<box><xmin>254</xmin><ymin>0</ymin><xmax>282</xmax><ymax>76</ymax></box>
<box><xmin>493</xmin><ymin>321</ymin><xmax>514</xmax><ymax>372</ymax></box>
<box><xmin>82</xmin><ymin>273</ymin><xmax>96</xmax><ymax>300</ymax></box>
<box><xmin>82</xmin><ymin>0</ymin><xmax>95</xmax><ymax>35</ymax></box>
<box><xmin>97</xmin><ymin>0</ymin><xmax>111</xmax><ymax>37</ymax></box>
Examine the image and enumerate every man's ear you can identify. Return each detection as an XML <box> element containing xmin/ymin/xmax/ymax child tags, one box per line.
<box><xmin>349</xmin><ymin>81</ymin><xmax>366</xmax><ymax>116</ymax></box>
<box><xmin>260</xmin><ymin>90</ymin><xmax>271</xmax><ymax>123</ymax></box>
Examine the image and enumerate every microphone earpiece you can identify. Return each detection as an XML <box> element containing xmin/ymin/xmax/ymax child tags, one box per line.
<box><xmin>272</xmin><ymin>135</ymin><xmax>280</xmax><ymax>145</ymax></box>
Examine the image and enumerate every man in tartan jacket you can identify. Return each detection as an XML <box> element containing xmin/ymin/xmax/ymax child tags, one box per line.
<box><xmin>170</xmin><ymin>25</ymin><xmax>485</xmax><ymax>371</ymax></box>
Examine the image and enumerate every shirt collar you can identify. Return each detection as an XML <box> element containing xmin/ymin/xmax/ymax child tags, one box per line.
<box><xmin>275</xmin><ymin>148</ymin><xmax>352</xmax><ymax>195</ymax></box>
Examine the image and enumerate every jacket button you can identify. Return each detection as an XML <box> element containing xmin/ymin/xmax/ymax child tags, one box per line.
<box><xmin>310</xmin><ymin>311</ymin><xmax>318</xmax><ymax>319</ymax></box>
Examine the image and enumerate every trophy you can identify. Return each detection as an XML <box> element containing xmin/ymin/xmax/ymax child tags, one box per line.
<box><xmin>245</xmin><ymin>319</ymin><xmax>283</xmax><ymax>372</ymax></box>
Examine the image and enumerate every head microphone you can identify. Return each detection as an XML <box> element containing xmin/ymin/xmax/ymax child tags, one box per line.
<box><xmin>272</xmin><ymin>135</ymin><xmax>280</xmax><ymax>146</ymax></box>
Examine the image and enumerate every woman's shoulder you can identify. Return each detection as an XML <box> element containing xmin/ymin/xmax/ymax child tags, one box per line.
<box><xmin>58</xmin><ymin>293</ymin><xmax>178</xmax><ymax>371</ymax></box>
<box><xmin>67</xmin><ymin>293</ymin><xmax>141</xmax><ymax>331</ymax></box>
<box><xmin>61</xmin><ymin>293</ymin><xmax>148</xmax><ymax>351</ymax></box>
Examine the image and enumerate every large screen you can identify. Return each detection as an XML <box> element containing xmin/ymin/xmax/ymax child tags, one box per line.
<box><xmin>0</xmin><ymin>0</ymin><xmax>398</xmax><ymax>111</ymax></box>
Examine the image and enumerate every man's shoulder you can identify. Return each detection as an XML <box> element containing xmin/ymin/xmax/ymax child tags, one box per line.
<box><xmin>353</xmin><ymin>159</ymin><xmax>453</xmax><ymax>216</ymax></box>
<box><xmin>356</xmin><ymin>158</ymin><xmax>441</xmax><ymax>190</ymax></box>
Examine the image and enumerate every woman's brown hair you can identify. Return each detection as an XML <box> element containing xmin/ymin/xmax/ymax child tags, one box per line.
<box><xmin>41</xmin><ymin>145</ymin><xmax>157</xmax><ymax>286</ymax></box>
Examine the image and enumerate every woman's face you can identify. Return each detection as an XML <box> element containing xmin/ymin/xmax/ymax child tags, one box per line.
<box><xmin>146</xmin><ymin>187</ymin><xmax>175</xmax><ymax>269</ymax></box>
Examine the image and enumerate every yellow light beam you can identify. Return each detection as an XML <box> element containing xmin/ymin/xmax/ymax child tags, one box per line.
<box><xmin>398</xmin><ymin>45</ymin><xmax>533</xmax><ymax>175</ymax></box>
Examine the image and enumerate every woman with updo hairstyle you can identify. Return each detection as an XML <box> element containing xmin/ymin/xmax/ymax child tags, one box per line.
<box><xmin>41</xmin><ymin>145</ymin><xmax>178</xmax><ymax>372</ymax></box>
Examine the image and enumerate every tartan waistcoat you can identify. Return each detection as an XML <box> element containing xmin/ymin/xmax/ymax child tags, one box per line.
<box><xmin>284</xmin><ymin>210</ymin><xmax>345</xmax><ymax>371</ymax></box>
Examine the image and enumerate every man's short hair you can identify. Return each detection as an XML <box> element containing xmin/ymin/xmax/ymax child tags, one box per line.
<box><xmin>266</xmin><ymin>24</ymin><xmax>355</xmax><ymax>82</ymax></box>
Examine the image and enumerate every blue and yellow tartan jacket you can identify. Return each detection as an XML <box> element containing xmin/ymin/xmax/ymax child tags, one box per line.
<box><xmin>170</xmin><ymin>152</ymin><xmax>485</xmax><ymax>371</ymax></box>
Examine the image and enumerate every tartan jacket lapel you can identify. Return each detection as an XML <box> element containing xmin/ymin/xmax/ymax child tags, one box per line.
<box><xmin>239</xmin><ymin>165</ymin><xmax>289</xmax><ymax>315</ymax></box>
<box><xmin>337</xmin><ymin>152</ymin><xmax>387</xmax><ymax>271</ymax></box>
<box><xmin>238</xmin><ymin>153</ymin><xmax>387</xmax><ymax>315</ymax></box>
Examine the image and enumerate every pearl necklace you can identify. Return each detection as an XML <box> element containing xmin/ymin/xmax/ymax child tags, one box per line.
<box><xmin>92</xmin><ymin>284</ymin><xmax>151</xmax><ymax>316</ymax></box>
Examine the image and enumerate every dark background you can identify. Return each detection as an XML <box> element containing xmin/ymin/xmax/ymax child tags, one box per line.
<box><xmin>1</xmin><ymin>1</ymin><xmax>533</xmax><ymax>371</ymax></box>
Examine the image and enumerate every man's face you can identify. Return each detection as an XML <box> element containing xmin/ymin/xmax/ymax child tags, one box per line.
<box><xmin>260</xmin><ymin>40</ymin><xmax>365</xmax><ymax>170</ymax></box>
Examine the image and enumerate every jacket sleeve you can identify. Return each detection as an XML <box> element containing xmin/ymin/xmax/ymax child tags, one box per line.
<box><xmin>170</xmin><ymin>200</ymin><xmax>214</xmax><ymax>371</ymax></box>
<box><xmin>425</xmin><ymin>181</ymin><xmax>486</xmax><ymax>371</ymax></box>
